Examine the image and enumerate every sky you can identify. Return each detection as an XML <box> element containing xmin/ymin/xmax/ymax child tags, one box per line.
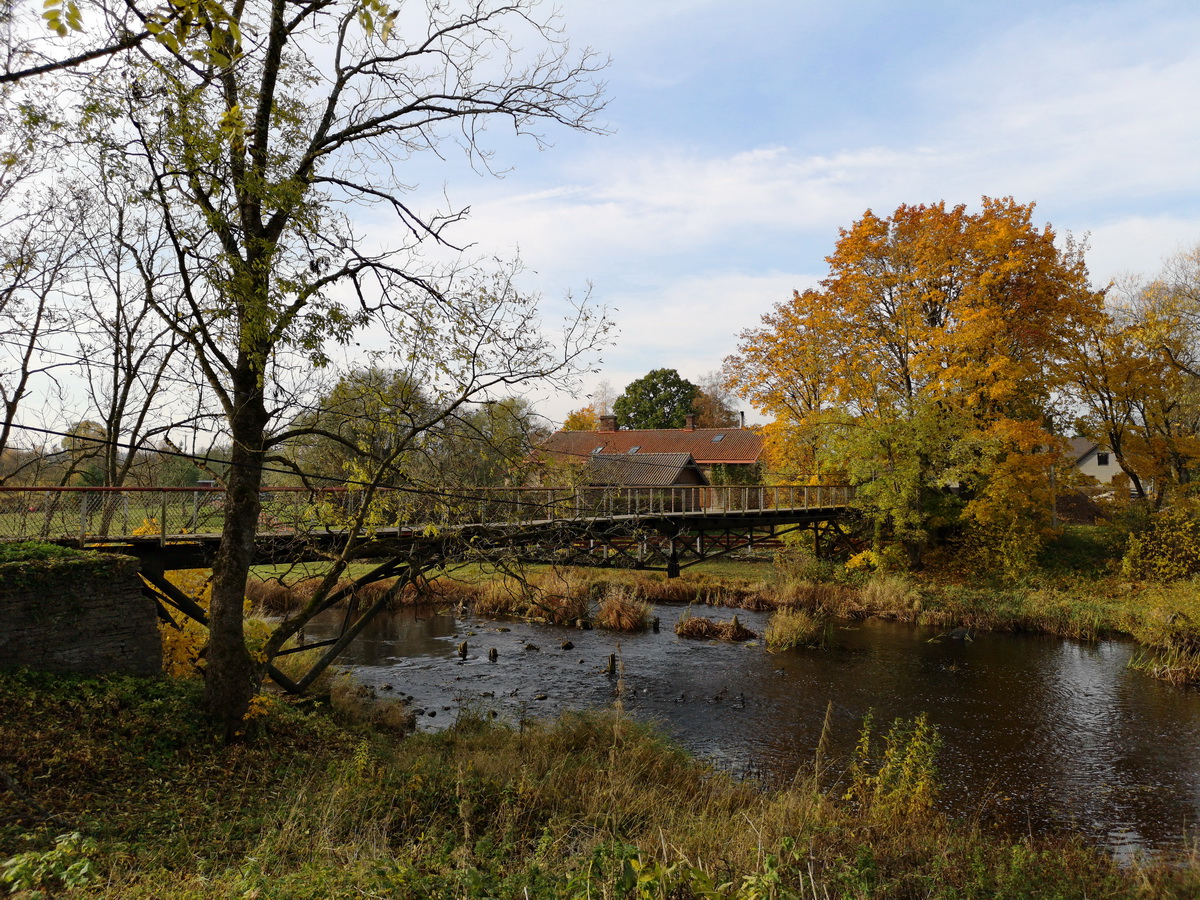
<box><xmin>385</xmin><ymin>0</ymin><xmax>1200</xmax><ymax>426</ymax></box>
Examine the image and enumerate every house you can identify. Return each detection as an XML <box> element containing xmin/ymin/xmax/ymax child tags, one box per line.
<box><xmin>585</xmin><ymin>452</ymin><xmax>707</xmax><ymax>487</ymax></box>
<box><xmin>1068</xmin><ymin>436</ymin><xmax>1117</xmax><ymax>484</ymax></box>
<box><xmin>536</xmin><ymin>414</ymin><xmax>764</xmax><ymax>484</ymax></box>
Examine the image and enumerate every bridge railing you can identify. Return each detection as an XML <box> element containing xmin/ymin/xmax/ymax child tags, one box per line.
<box><xmin>0</xmin><ymin>483</ymin><xmax>854</xmax><ymax>544</ymax></box>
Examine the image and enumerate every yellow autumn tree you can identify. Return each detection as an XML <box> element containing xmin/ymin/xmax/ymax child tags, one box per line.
<box><xmin>1068</xmin><ymin>272</ymin><xmax>1200</xmax><ymax>503</ymax></box>
<box><xmin>726</xmin><ymin>198</ymin><xmax>1103</xmax><ymax>570</ymax></box>
<box><xmin>562</xmin><ymin>403</ymin><xmax>599</xmax><ymax>432</ymax></box>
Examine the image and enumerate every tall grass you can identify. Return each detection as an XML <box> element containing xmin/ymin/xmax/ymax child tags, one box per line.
<box><xmin>594</xmin><ymin>586</ymin><xmax>653</xmax><ymax>632</ymax></box>
<box><xmin>765</xmin><ymin>607</ymin><xmax>829</xmax><ymax>651</ymax></box>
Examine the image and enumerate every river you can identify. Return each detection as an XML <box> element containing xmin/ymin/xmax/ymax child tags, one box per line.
<box><xmin>305</xmin><ymin>601</ymin><xmax>1200</xmax><ymax>857</ymax></box>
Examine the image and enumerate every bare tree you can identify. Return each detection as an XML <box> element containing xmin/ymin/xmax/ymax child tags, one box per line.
<box><xmin>0</xmin><ymin>190</ymin><xmax>85</xmax><ymax>481</ymax></box>
<box><xmin>77</xmin><ymin>0</ymin><xmax>609</xmax><ymax>734</ymax></box>
<box><xmin>70</xmin><ymin>172</ymin><xmax>194</xmax><ymax>489</ymax></box>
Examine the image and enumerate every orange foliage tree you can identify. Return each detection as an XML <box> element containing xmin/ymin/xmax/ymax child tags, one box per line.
<box><xmin>726</xmin><ymin>198</ymin><xmax>1103</xmax><ymax>570</ymax></box>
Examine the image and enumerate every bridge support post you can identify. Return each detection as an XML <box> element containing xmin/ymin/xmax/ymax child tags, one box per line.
<box><xmin>667</xmin><ymin>540</ymin><xmax>680</xmax><ymax>579</ymax></box>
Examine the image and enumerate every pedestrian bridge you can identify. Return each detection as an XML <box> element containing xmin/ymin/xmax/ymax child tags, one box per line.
<box><xmin>0</xmin><ymin>483</ymin><xmax>858</xmax><ymax>695</ymax></box>
<box><xmin>0</xmin><ymin>483</ymin><xmax>857</xmax><ymax>574</ymax></box>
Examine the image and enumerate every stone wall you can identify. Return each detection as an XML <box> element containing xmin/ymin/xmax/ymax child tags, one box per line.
<box><xmin>0</xmin><ymin>553</ymin><xmax>161</xmax><ymax>676</ymax></box>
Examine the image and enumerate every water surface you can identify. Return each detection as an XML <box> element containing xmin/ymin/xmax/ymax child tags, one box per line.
<box><xmin>305</xmin><ymin>603</ymin><xmax>1200</xmax><ymax>855</ymax></box>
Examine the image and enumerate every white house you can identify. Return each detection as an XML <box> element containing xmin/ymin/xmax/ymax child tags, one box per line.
<box><xmin>1068</xmin><ymin>436</ymin><xmax>1117</xmax><ymax>484</ymax></box>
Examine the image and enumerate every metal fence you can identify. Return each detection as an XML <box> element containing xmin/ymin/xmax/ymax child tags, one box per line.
<box><xmin>0</xmin><ymin>483</ymin><xmax>855</xmax><ymax>544</ymax></box>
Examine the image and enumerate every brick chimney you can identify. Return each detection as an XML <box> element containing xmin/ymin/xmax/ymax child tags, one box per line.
<box><xmin>599</xmin><ymin>414</ymin><xmax>617</xmax><ymax>432</ymax></box>
<box><xmin>684</xmin><ymin>414</ymin><xmax>696</xmax><ymax>431</ymax></box>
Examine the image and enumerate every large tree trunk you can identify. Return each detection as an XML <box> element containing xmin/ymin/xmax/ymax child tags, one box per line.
<box><xmin>203</xmin><ymin>357</ymin><xmax>269</xmax><ymax>739</ymax></box>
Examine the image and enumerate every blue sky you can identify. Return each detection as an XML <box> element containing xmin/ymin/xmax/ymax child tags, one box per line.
<box><xmin>394</xmin><ymin>0</ymin><xmax>1200</xmax><ymax>424</ymax></box>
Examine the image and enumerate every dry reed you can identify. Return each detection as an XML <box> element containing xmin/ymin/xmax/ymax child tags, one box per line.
<box><xmin>594</xmin><ymin>586</ymin><xmax>653</xmax><ymax>631</ymax></box>
<box><xmin>675</xmin><ymin>612</ymin><xmax>757</xmax><ymax>642</ymax></box>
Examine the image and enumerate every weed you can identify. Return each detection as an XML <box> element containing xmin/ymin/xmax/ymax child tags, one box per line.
<box><xmin>2</xmin><ymin>672</ymin><xmax>1196</xmax><ymax>898</ymax></box>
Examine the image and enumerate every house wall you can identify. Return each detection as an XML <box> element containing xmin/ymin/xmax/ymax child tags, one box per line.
<box><xmin>1076</xmin><ymin>449</ymin><xmax>1117</xmax><ymax>484</ymax></box>
<box><xmin>0</xmin><ymin>553</ymin><xmax>160</xmax><ymax>676</ymax></box>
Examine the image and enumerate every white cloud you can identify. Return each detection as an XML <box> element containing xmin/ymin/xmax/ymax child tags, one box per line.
<box><xmin>374</xmin><ymin>0</ymin><xmax>1200</xmax><ymax>424</ymax></box>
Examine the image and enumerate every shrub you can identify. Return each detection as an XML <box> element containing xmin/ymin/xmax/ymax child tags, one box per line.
<box><xmin>0</xmin><ymin>540</ymin><xmax>83</xmax><ymax>563</ymax></box>
<box><xmin>844</xmin><ymin>712</ymin><xmax>940</xmax><ymax>820</ymax></box>
<box><xmin>1122</xmin><ymin>505</ymin><xmax>1200</xmax><ymax>581</ymax></box>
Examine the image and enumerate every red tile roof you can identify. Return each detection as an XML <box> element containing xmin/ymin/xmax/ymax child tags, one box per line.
<box><xmin>539</xmin><ymin>427</ymin><xmax>763</xmax><ymax>466</ymax></box>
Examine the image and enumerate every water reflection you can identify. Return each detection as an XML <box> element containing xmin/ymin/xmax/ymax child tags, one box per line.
<box><xmin>306</xmin><ymin>604</ymin><xmax>1200</xmax><ymax>853</ymax></box>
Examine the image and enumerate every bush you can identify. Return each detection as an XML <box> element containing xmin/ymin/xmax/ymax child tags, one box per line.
<box><xmin>1122</xmin><ymin>505</ymin><xmax>1200</xmax><ymax>581</ymax></box>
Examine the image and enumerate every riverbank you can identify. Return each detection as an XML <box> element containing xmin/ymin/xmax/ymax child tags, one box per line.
<box><xmin>2</xmin><ymin>669</ymin><xmax>1198</xmax><ymax>899</ymax></box>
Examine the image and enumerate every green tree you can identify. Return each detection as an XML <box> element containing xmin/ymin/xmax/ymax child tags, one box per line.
<box><xmin>614</xmin><ymin>368</ymin><xmax>699</xmax><ymax>429</ymax></box>
<box><xmin>286</xmin><ymin>368</ymin><xmax>432</xmax><ymax>485</ymax></box>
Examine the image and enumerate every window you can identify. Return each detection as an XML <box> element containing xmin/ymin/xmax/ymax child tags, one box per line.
<box><xmin>1097</xmin><ymin>452</ymin><xmax>1110</xmax><ymax>466</ymax></box>
<box><xmin>711</xmin><ymin>434</ymin><xmax>725</xmax><ymax>442</ymax></box>
<box><xmin>592</xmin><ymin>446</ymin><xmax>605</xmax><ymax>455</ymax></box>
<box><xmin>627</xmin><ymin>446</ymin><xmax>640</xmax><ymax>454</ymax></box>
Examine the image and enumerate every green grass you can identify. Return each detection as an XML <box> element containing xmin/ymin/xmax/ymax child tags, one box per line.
<box><xmin>3</xmin><ymin>671</ymin><xmax>1199</xmax><ymax>898</ymax></box>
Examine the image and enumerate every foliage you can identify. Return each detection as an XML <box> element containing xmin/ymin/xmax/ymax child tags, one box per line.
<box><xmin>158</xmin><ymin>570</ymin><xmax>211</xmax><ymax>678</ymax></box>
<box><xmin>561</xmin><ymin>403</ymin><xmax>599</xmax><ymax>431</ymax></box>
<box><xmin>727</xmin><ymin>198</ymin><xmax>1102</xmax><ymax>567</ymax></box>
<box><xmin>844</xmin><ymin>712</ymin><xmax>941</xmax><ymax>820</ymax></box>
<box><xmin>693</xmin><ymin>370</ymin><xmax>741</xmax><ymax>427</ymax></box>
<box><xmin>286</xmin><ymin>367</ymin><xmax>433</xmax><ymax>485</ymax></box>
<box><xmin>709</xmin><ymin>461</ymin><xmax>763</xmax><ymax>485</ymax></box>
<box><xmin>1122</xmin><ymin>504</ymin><xmax>1200</xmax><ymax>580</ymax></box>
<box><xmin>613</xmin><ymin>368</ymin><xmax>700</xmax><ymax>429</ymax></box>
<box><xmin>1066</xmin><ymin>271</ymin><xmax>1200</xmax><ymax>499</ymax></box>
<box><xmin>1</xmin><ymin>831</ymin><xmax>97</xmax><ymax>894</ymax></box>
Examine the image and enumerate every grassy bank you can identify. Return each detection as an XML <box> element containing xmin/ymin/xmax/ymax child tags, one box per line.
<box><xmin>3</xmin><ymin>670</ymin><xmax>1198</xmax><ymax>898</ymax></box>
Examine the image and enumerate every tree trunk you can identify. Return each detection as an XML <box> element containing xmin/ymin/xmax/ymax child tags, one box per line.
<box><xmin>203</xmin><ymin>358</ymin><xmax>269</xmax><ymax>739</ymax></box>
<box><xmin>903</xmin><ymin>539</ymin><xmax>925</xmax><ymax>572</ymax></box>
